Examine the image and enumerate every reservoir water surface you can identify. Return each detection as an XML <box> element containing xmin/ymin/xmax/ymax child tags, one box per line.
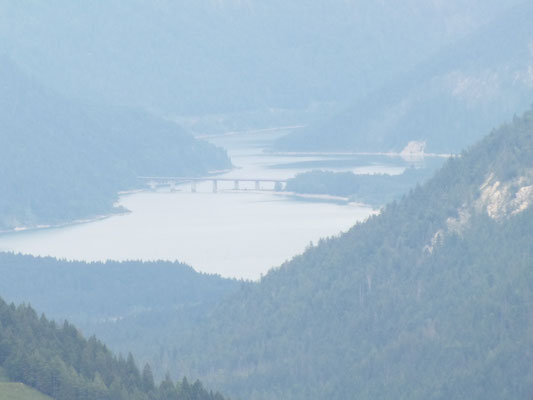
<box><xmin>0</xmin><ymin>129</ymin><xmax>407</xmax><ymax>280</ymax></box>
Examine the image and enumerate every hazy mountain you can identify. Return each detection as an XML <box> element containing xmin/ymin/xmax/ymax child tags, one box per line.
<box><xmin>0</xmin><ymin>253</ymin><xmax>239</xmax><ymax>325</ymax></box>
<box><xmin>0</xmin><ymin>56</ymin><xmax>230</xmax><ymax>230</ymax></box>
<box><xmin>133</xmin><ymin>108</ymin><xmax>532</xmax><ymax>399</ymax></box>
<box><xmin>276</xmin><ymin>1</ymin><xmax>533</xmax><ymax>154</ymax></box>
<box><xmin>0</xmin><ymin>1</ymin><xmax>521</xmax><ymax>119</ymax></box>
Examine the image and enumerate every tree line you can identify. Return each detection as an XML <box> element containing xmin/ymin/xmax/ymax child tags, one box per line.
<box><xmin>0</xmin><ymin>298</ymin><xmax>227</xmax><ymax>400</ymax></box>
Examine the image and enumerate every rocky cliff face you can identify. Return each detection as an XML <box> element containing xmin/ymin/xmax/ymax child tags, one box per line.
<box><xmin>425</xmin><ymin>168</ymin><xmax>533</xmax><ymax>254</ymax></box>
<box><xmin>477</xmin><ymin>171</ymin><xmax>533</xmax><ymax>220</ymax></box>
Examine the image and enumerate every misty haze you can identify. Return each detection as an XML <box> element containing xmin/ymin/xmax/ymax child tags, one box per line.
<box><xmin>0</xmin><ymin>1</ymin><xmax>532</xmax><ymax>400</ymax></box>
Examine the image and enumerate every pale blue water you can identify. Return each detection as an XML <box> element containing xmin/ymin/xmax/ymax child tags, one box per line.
<box><xmin>0</xmin><ymin>130</ymin><xmax>406</xmax><ymax>280</ymax></box>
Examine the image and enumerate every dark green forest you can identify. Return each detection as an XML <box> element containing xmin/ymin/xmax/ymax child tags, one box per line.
<box><xmin>0</xmin><ymin>56</ymin><xmax>231</xmax><ymax>231</ymax></box>
<box><xmin>0</xmin><ymin>297</ymin><xmax>226</xmax><ymax>400</ymax></box>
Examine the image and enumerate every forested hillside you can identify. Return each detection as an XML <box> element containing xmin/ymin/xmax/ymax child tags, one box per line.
<box><xmin>0</xmin><ymin>297</ymin><xmax>227</xmax><ymax>400</ymax></box>
<box><xmin>0</xmin><ymin>254</ymin><xmax>239</xmax><ymax>323</ymax></box>
<box><xmin>0</xmin><ymin>57</ymin><xmax>230</xmax><ymax>230</ymax></box>
<box><xmin>284</xmin><ymin>160</ymin><xmax>443</xmax><ymax>206</ymax></box>
<box><xmin>276</xmin><ymin>1</ymin><xmax>533</xmax><ymax>153</ymax></box>
<box><xmin>3</xmin><ymin>108</ymin><xmax>531</xmax><ymax>400</ymax></box>
<box><xmin>142</xmin><ymin>108</ymin><xmax>533</xmax><ymax>399</ymax></box>
<box><xmin>0</xmin><ymin>254</ymin><xmax>241</xmax><ymax>371</ymax></box>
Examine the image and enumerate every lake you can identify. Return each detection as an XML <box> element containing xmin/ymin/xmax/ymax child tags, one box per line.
<box><xmin>0</xmin><ymin>128</ymin><xmax>408</xmax><ymax>280</ymax></box>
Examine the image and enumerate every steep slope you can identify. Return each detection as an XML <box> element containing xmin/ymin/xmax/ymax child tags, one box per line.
<box><xmin>0</xmin><ymin>297</ymin><xmax>227</xmax><ymax>400</ymax></box>
<box><xmin>0</xmin><ymin>1</ymin><xmax>521</xmax><ymax>117</ymax></box>
<box><xmin>158</xmin><ymin>108</ymin><xmax>533</xmax><ymax>399</ymax></box>
<box><xmin>0</xmin><ymin>57</ymin><xmax>230</xmax><ymax>230</ymax></box>
<box><xmin>276</xmin><ymin>1</ymin><xmax>533</xmax><ymax>153</ymax></box>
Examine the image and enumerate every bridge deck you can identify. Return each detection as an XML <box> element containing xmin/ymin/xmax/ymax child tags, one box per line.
<box><xmin>139</xmin><ymin>176</ymin><xmax>288</xmax><ymax>183</ymax></box>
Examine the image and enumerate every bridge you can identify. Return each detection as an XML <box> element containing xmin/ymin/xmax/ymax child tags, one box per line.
<box><xmin>139</xmin><ymin>176</ymin><xmax>288</xmax><ymax>193</ymax></box>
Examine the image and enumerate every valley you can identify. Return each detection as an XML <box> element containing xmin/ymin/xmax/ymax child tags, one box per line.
<box><xmin>0</xmin><ymin>2</ymin><xmax>532</xmax><ymax>399</ymax></box>
<box><xmin>0</xmin><ymin>128</ymin><xmax>420</xmax><ymax>280</ymax></box>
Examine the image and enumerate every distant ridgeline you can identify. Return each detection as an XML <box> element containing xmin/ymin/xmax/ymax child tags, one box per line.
<box><xmin>134</xmin><ymin>108</ymin><xmax>531</xmax><ymax>399</ymax></box>
<box><xmin>0</xmin><ymin>1</ymin><xmax>519</xmax><ymax>116</ymax></box>
<box><xmin>0</xmin><ymin>56</ymin><xmax>231</xmax><ymax>230</ymax></box>
<box><xmin>275</xmin><ymin>1</ymin><xmax>533</xmax><ymax>154</ymax></box>
<box><xmin>0</xmin><ymin>254</ymin><xmax>241</xmax><ymax>373</ymax></box>
<box><xmin>0</xmin><ymin>297</ymin><xmax>227</xmax><ymax>400</ymax></box>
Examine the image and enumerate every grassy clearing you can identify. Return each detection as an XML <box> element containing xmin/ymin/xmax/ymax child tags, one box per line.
<box><xmin>0</xmin><ymin>383</ymin><xmax>53</xmax><ymax>400</ymax></box>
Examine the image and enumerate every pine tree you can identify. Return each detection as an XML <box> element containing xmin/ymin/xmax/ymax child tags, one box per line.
<box><xmin>142</xmin><ymin>363</ymin><xmax>155</xmax><ymax>392</ymax></box>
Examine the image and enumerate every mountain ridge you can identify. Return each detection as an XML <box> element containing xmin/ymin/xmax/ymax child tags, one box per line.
<box><xmin>0</xmin><ymin>1</ymin><xmax>521</xmax><ymax>116</ymax></box>
<box><xmin>150</xmin><ymin>107</ymin><xmax>533</xmax><ymax>399</ymax></box>
<box><xmin>0</xmin><ymin>56</ymin><xmax>231</xmax><ymax>230</ymax></box>
<box><xmin>275</xmin><ymin>1</ymin><xmax>533</xmax><ymax>153</ymax></box>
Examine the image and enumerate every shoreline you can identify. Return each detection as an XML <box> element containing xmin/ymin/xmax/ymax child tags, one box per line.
<box><xmin>0</xmin><ymin>168</ymin><xmax>237</xmax><ymax>237</ymax></box>
<box><xmin>195</xmin><ymin>125</ymin><xmax>305</xmax><ymax>139</ymax></box>
<box><xmin>217</xmin><ymin>188</ymin><xmax>375</xmax><ymax>209</ymax></box>
<box><xmin>0</xmin><ymin>185</ymin><xmax>376</xmax><ymax>237</ymax></box>
<box><xmin>0</xmin><ymin>208</ymin><xmax>131</xmax><ymax>237</ymax></box>
<box><xmin>279</xmin><ymin>191</ymin><xmax>378</xmax><ymax>210</ymax></box>
<box><xmin>266</xmin><ymin>150</ymin><xmax>454</xmax><ymax>159</ymax></box>
<box><xmin>127</xmin><ymin>184</ymin><xmax>375</xmax><ymax>209</ymax></box>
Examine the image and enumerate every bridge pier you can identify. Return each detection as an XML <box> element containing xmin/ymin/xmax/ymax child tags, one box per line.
<box><xmin>140</xmin><ymin>177</ymin><xmax>287</xmax><ymax>194</ymax></box>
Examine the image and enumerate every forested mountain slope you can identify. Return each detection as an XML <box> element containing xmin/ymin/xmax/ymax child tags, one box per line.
<box><xmin>0</xmin><ymin>253</ymin><xmax>241</xmax><ymax>367</ymax></box>
<box><xmin>0</xmin><ymin>1</ymin><xmax>520</xmax><ymax>117</ymax></box>
<box><xmin>159</xmin><ymin>108</ymin><xmax>533</xmax><ymax>399</ymax></box>
<box><xmin>0</xmin><ymin>297</ymin><xmax>227</xmax><ymax>400</ymax></box>
<box><xmin>276</xmin><ymin>1</ymin><xmax>533</xmax><ymax>153</ymax></box>
<box><xmin>0</xmin><ymin>57</ymin><xmax>230</xmax><ymax>230</ymax></box>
